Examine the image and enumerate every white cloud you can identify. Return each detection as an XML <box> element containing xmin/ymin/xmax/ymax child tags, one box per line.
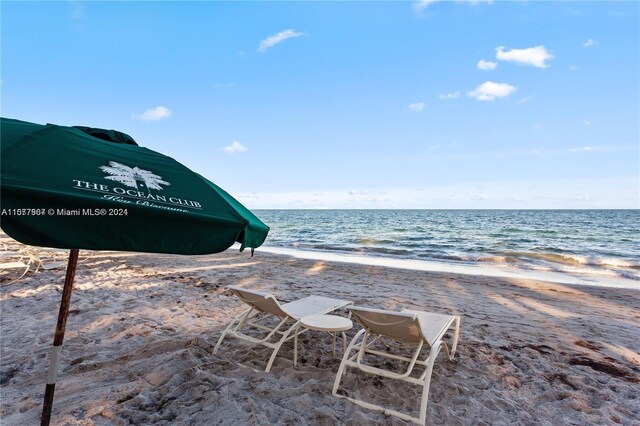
<box><xmin>477</xmin><ymin>59</ymin><xmax>497</xmax><ymax>70</ymax></box>
<box><xmin>583</xmin><ymin>39</ymin><xmax>599</xmax><ymax>47</ymax></box>
<box><xmin>439</xmin><ymin>91</ymin><xmax>460</xmax><ymax>100</ymax></box>
<box><xmin>467</xmin><ymin>81</ymin><xmax>516</xmax><ymax>101</ymax></box>
<box><xmin>222</xmin><ymin>141</ymin><xmax>248</xmax><ymax>154</ymax></box>
<box><xmin>495</xmin><ymin>45</ymin><xmax>554</xmax><ymax>68</ymax></box>
<box><xmin>132</xmin><ymin>106</ymin><xmax>171</xmax><ymax>122</ymax></box>
<box><xmin>258</xmin><ymin>29</ymin><xmax>304</xmax><ymax>53</ymax></box>
<box><xmin>414</xmin><ymin>0</ymin><xmax>492</xmax><ymax>11</ymax></box>
<box><xmin>568</xmin><ymin>145</ymin><xmax>633</xmax><ymax>155</ymax></box>
<box><xmin>408</xmin><ymin>102</ymin><xmax>425</xmax><ymax>111</ymax></box>
<box><xmin>569</xmin><ymin>65</ymin><xmax>579</xmax><ymax>71</ymax></box>
<box><xmin>515</xmin><ymin>95</ymin><xmax>534</xmax><ymax>105</ymax></box>
<box><xmin>348</xmin><ymin>189</ymin><xmax>370</xmax><ymax>196</ymax></box>
<box><xmin>583</xmin><ymin>120</ymin><xmax>592</xmax><ymax>126</ymax></box>
<box><xmin>214</xmin><ymin>83</ymin><xmax>234</xmax><ymax>88</ymax></box>
<box><xmin>570</xmin><ymin>146</ymin><xmax>594</xmax><ymax>153</ymax></box>
<box><xmin>413</xmin><ymin>0</ymin><xmax>438</xmax><ymax>11</ymax></box>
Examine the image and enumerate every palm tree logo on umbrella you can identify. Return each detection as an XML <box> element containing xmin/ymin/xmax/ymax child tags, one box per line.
<box><xmin>100</xmin><ymin>161</ymin><xmax>170</xmax><ymax>191</ymax></box>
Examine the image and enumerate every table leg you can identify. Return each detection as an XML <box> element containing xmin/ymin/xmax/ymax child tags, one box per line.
<box><xmin>294</xmin><ymin>326</ymin><xmax>298</xmax><ymax>367</ymax></box>
<box><xmin>332</xmin><ymin>332</ymin><xmax>336</xmax><ymax>356</ymax></box>
<box><xmin>342</xmin><ymin>332</ymin><xmax>347</xmax><ymax>354</ymax></box>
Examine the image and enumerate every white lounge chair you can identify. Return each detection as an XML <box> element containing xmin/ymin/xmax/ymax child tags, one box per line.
<box><xmin>22</xmin><ymin>247</ymin><xmax>65</xmax><ymax>273</ymax></box>
<box><xmin>1</xmin><ymin>248</ymin><xmax>64</xmax><ymax>285</ymax></box>
<box><xmin>332</xmin><ymin>306</ymin><xmax>461</xmax><ymax>425</ymax></box>
<box><xmin>0</xmin><ymin>261</ymin><xmax>31</xmax><ymax>283</ymax></box>
<box><xmin>213</xmin><ymin>285</ymin><xmax>351</xmax><ymax>372</ymax></box>
<box><xmin>0</xmin><ymin>248</ymin><xmax>31</xmax><ymax>283</ymax></box>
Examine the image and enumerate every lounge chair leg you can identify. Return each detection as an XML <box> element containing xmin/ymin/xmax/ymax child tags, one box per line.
<box><xmin>450</xmin><ymin>316</ymin><xmax>461</xmax><ymax>360</ymax></box>
<box><xmin>419</xmin><ymin>343</ymin><xmax>442</xmax><ymax>425</ymax></box>
<box><xmin>213</xmin><ymin>309</ymin><xmax>251</xmax><ymax>354</ymax></box>
<box><xmin>265</xmin><ymin>321</ymin><xmax>299</xmax><ymax>373</ymax></box>
<box><xmin>294</xmin><ymin>325</ymin><xmax>298</xmax><ymax>367</ymax></box>
<box><xmin>332</xmin><ymin>329</ymin><xmax>365</xmax><ymax>395</ymax></box>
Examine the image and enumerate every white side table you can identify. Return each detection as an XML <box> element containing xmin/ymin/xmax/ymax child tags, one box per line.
<box><xmin>294</xmin><ymin>314</ymin><xmax>353</xmax><ymax>366</ymax></box>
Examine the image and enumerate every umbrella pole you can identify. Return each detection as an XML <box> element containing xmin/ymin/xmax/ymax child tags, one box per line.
<box><xmin>40</xmin><ymin>248</ymin><xmax>79</xmax><ymax>426</ymax></box>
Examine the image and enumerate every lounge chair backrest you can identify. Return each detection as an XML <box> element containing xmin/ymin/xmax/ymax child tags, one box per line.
<box><xmin>349</xmin><ymin>306</ymin><xmax>424</xmax><ymax>345</ymax></box>
<box><xmin>227</xmin><ymin>285</ymin><xmax>289</xmax><ymax>318</ymax></box>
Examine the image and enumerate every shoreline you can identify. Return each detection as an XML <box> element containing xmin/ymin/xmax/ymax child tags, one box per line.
<box><xmin>257</xmin><ymin>245</ymin><xmax>640</xmax><ymax>290</ymax></box>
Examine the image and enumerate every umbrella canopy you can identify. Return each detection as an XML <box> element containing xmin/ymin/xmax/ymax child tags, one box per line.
<box><xmin>1</xmin><ymin>117</ymin><xmax>269</xmax><ymax>254</ymax></box>
<box><xmin>1</xmin><ymin>117</ymin><xmax>269</xmax><ymax>426</ymax></box>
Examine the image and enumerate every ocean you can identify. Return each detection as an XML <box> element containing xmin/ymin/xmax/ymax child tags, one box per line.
<box><xmin>255</xmin><ymin>209</ymin><xmax>640</xmax><ymax>287</ymax></box>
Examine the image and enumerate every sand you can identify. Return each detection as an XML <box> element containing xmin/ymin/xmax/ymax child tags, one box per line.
<box><xmin>1</xmin><ymin>238</ymin><xmax>639</xmax><ymax>425</ymax></box>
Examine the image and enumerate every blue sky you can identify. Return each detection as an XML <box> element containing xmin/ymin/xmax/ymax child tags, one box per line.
<box><xmin>2</xmin><ymin>1</ymin><xmax>638</xmax><ymax>209</ymax></box>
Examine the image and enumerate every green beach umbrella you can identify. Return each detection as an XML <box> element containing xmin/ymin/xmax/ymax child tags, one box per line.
<box><xmin>1</xmin><ymin>117</ymin><xmax>268</xmax><ymax>254</ymax></box>
<box><xmin>0</xmin><ymin>117</ymin><xmax>269</xmax><ymax>425</ymax></box>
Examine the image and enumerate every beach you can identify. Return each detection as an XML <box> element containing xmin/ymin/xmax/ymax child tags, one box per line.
<box><xmin>1</xmin><ymin>239</ymin><xmax>639</xmax><ymax>425</ymax></box>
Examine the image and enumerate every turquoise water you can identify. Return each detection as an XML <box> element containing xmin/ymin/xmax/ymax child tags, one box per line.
<box><xmin>256</xmin><ymin>210</ymin><xmax>640</xmax><ymax>280</ymax></box>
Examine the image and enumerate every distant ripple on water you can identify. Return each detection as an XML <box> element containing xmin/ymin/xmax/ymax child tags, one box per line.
<box><xmin>256</xmin><ymin>209</ymin><xmax>640</xmax><ymax>281</ymax></box>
